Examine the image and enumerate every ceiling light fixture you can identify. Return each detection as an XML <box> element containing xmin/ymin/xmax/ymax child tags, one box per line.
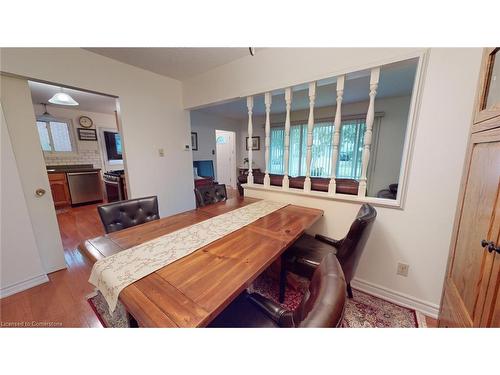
<box><xmin>37</xmin><ymin>103</ymin><xmax>58</xmax><ymax>122</ymax></box>
<box><xmin>48</xmin><ymin>88</ymin><xmax>79</xmax><ymax>106</ymax></box>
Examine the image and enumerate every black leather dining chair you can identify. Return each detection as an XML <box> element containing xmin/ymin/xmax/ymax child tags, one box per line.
<box><xmin>285</xmin><ymin>203</ymin><xmax>377</xmax><ymax>298</ymax></box>
<box><xmin>97</xmin><ymin>196</ymin><xmax>160</xmax><ymax>234</ymax></box>
<box><xmin>208</xmin><ymin>253</ymin><xmax>346</xmax><ymax>328</ymax></box>
<box><xmin>194</xmin><ymin>184</ymin><xmax>227</xmax><ymax>207</ymax></box>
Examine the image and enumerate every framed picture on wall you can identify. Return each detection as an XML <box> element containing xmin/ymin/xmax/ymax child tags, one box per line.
<box><xmin>77</xmin><ymin>128</ymin><xmax>98</xmax><ymax>141</ymax></box>
<box><xmin>191</xmin><ymin>132</ymin><xmax>198</xmax><ymax>151</ymax></box>
<box><xmin>246</xmin><ymin>136</ymin><xmax>260</xmax><ymax>151</ymax></box>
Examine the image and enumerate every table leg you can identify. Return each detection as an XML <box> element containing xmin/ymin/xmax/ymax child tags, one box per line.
<box><xmin>279</xmin><ymin>253</ymin><xmax>286</xmax><ymax>303</ymax></box>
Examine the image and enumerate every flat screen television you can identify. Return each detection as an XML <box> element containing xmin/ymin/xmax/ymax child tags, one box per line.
<box><xmin>104</xmin><ymin>131</ymin><xmax>122</xmax><ymax>161</ymax></box>
<box><xmin>193</xmin><ymin>160</ymin><xmax>214</xmax><ymax>178</ymax></box>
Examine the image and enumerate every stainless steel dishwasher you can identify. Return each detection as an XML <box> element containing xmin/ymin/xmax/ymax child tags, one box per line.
<box><xmin>67</xmin><ymin>171</ymin><xmax>103</xmax><ymax>205</ymax></box>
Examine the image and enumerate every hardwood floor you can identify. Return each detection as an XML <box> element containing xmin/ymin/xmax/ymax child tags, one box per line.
<box><xmin>426</xmin><ymin>316</ymin><xmax>438</xmax><ymax>328</ymax></box>
<box><xmin>226</xmin><ymin>186</ymin><xmax>238</xmax><ymax>199</ymax></box>
<box><xmin>0</xmin><ymin>203</ymin><xmax>104</xmax><ymax>328</ymax></box>
<box><xmin>0</xmin><ymin>197</ymin><xmax>439</xmax><ymax>328</ymax></box>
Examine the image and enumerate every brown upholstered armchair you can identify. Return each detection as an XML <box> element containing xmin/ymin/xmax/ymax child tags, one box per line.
<box><xmin>377</xmin><ymin>183</ymin><xmax>398</xmax><ymax>199</ymax></box>
<box><xmin>285</xmin><ymin>203</ymin><xmax>377</xmax><ymax>298</ymax></box>
<box><xmin>209</xmin><ymin>253</ymin><xmax>346</xmax><ymax>328</ymax></box>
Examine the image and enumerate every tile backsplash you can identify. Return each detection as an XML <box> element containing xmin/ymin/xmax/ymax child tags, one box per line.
<box><xmin>43</xmin><ymin>149</ymin><xmax>102</xmax><ymax>169</ymax></box>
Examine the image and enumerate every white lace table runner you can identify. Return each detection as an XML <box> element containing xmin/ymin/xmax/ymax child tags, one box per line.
<box><xmin>89</xmin><ymin>200</ymin><xmax>288</xmax><ymax>313</ymax></box>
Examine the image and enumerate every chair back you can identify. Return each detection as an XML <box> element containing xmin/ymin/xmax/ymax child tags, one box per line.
<box><xmin>336</xmin><ymin>203</ymin><xmax>377</xmax><ymax>282</ymax></box>
<box><xmin>293</xmin><ymin>253</ymin><xmax>346</xmax><ymax>327</ymax></box>
<box><xmin>194</xmin><ymin>184</ymin><xmax>227</xmax><ymax>207</ymax></box>
<box><xmin>97</xmin><ymin>196</ymin><xmax>159</xmax><ymax>234</ymax></box>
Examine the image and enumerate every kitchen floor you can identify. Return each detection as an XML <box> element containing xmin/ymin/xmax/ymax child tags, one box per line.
<box><xmin>56</xmin><ymin>203</ymin><xmax>106</xmax><ymax>250</ymax></box>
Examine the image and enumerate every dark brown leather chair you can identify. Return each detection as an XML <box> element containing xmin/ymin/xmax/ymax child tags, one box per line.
<box><xmin>286</xmin><ymin>203</ymin><xmax>377</xmax><ymax>298</ymax></box>
<box><xmin>97</xmin><ymin>196</ymin><xmax>160</xmax><ymax>234</ymax></box>
<box><xmin>208</xmin><ymin>253</ymin><xmax>346</xmax><ymax>328</ymax></box>
<box><xmin>377</xmin><ymin>183</ymin><xmax>398</xmax><ymax>199</ymax></box>
<box><xmin>194</xmin><ymin>183</ymin><xmax>227</xmax><ymax>207</ymax></box>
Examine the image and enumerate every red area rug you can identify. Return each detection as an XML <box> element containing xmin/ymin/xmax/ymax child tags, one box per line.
<box><xmin>251</xmin><ymin>272</ymin><xmax>426</xmax><ymax>328</ymax></box>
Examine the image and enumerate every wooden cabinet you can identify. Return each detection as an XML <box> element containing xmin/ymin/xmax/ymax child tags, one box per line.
<box><xmin>48</xmin><ymin>173</ymin><xmax>71</xmax><ymax>208</ymax></box>
<box><xmin>439</xmin><ymin>48</ymin><xmax>500</xmax><ymax>327</ymax></box>
<box><xmin>122</xmin><ymin>176</ymin><xmax>128</xmax><ymax>200</ymax></box>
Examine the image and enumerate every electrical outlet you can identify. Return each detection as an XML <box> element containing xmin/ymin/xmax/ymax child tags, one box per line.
<box><xmin>158</xmin><ymin>148</ymin><xmax>165</xmax><ymax>157</ymax></box>
<box><xmin>397</xmin><ymin>262</ymin><xmax>409</xmax><ymax>277</ymax></box>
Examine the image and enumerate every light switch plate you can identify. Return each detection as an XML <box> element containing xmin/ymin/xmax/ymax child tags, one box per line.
<box><xmin>158</xmin><ymin>148</ymin><xmax>165</xmax><ymax>157</ymax></box>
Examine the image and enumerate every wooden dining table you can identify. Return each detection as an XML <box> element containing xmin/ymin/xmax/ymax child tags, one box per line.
<box><xmin>79</xmin><ymin>197</ymin><xmax>323</xmax><ymax>327</ymax></box>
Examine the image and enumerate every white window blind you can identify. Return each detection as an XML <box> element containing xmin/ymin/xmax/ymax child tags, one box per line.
<box><xmin>270</xmin><ymin>127</ymin><xmax>285</xmax><ymax>174</ymax></box>
<box><xmin>269</xmin><ymin>119</ymin><xmax>366</xmax><ymax>179</ymax></box>
<box><xmin>337</xmin><ymin>119</ymin><xmax>366</xmax><ymax>179</ymax></box>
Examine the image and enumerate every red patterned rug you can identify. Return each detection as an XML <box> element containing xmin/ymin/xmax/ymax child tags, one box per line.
<box><xmin>250</xmin><ymin>272</ymin><xmax>426</xmax><ymax>328</ymax></box>
<box><xmin>88</xmin><ymin>273</ymin><xmax>427</xmax><ymax>328</ymax></box>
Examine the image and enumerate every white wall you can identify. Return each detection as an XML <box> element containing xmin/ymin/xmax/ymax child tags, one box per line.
<box><xmin>33</xmin><ymin>104</ymin><xmax>118</xmax><ymax>171</ymax></box>
<box><xmin>185</xmin><ymin>48</ymin><xmax>483</xmax><ymax>316</ymax></box>
<box><xmin>238</xmin><ymin>120</ymin><xmax>266</xmax><ymax>170</ymax></box>
<box><xmin>190</xmin><ymin>110</ymin><xmax>242</xmax><ymax>179</ymax></box>
<box><xmin>1</xmin><ymin>104</ymin><xmax>48</xmax><ymax>297</ymax></box>
<box><xmin>1</xmin><ymin>48</ymin><xmax>195</xmax><ymax>217</ymax></box>
<box><xmin>372</xmin><ymin>96</ymin><xmax>411</xmax><ymax>196</ymax></box>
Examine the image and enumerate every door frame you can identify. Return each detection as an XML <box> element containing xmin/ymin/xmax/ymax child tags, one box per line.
<box><xmin>215</xmin><ymin>129</ymin><xmax>237</xmax><ymax>188</ymax></box>
<box><xmin>1</xmin><ymin>73</ymin><xmax>125</xmax><ymax>275</ymax></box>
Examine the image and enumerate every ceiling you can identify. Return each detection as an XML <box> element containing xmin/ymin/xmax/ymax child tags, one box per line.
<box><xmin>29</xmin><ymin>81</ymin><xmax>117</xmax><ymax>114</ymax></box>
<box><xmin>196</xmin><ymin>58</ymin><xmax>419</xmax><ymax>121</ymax></box>
<box><xmin>85</xmin><ymin>48</ymin><xmax>251</xmax><ymax>81</ymax></box>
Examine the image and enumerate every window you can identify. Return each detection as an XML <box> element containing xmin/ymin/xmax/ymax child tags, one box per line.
<box><xmin>337</xmin><ymin>119</ymin><xmax>366</xmax><ymax>179</ymax></box>
<box><xmin>269</xmin><ymin>119</ymin><xmax>366</xmax><ymax>179</ymax></box>
<box><xmin>36</xmin><ymin>120</ymin><xmax>74</xmax><ymax>152</ymax></box>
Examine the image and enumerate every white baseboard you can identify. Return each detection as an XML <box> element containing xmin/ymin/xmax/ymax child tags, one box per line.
<box><xmin>0</xmin><ymin>274</ymin><xmax>49</xmax><ymax>299</ymax></box>
<box><xmin>351</xmin><ymin>277</ymin><xmax>440</xmax><ymax>319</ymax></box>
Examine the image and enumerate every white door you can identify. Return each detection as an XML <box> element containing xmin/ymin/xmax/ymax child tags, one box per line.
<box><xmin>1</xmin><ymin>75</ymin><xmax>66</xmax><ymax>273</ymax></box>
<box><xmin>1</xmin><ymin>103</ymin><xmax>48</xmax><ymax>296</ymax></box>
<box><xmin>215</xmin><ymin>130</ymin><xmax>236</xmax><ymax>188</ymax></box>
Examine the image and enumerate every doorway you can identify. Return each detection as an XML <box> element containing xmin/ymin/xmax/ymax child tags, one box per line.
<box><xmin>28</xmin><ymin>81</ymin><xmax>124</xmax><ymax>251</ymax></box>
<box><xmin>2</xmin><ymin>74</ymin><xmax>125</xmax><ymax>276</ymax></box>
<box><xmin>215</xmin><ymin>130</ymin><xmax>236</xmax><ymax>188</ymax></box>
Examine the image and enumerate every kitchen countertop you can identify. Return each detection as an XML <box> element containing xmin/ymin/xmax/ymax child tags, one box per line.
<box><xmin>46</xmin><ymin>164</ymin><xmax>101</xmax><ymax>174</ymax></box>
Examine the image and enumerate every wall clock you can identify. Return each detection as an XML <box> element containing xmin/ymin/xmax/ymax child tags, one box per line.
<box><xmin>79</xmin><ymin>116</ymin><xmax>93</xmax><ymax>128</ymax></box>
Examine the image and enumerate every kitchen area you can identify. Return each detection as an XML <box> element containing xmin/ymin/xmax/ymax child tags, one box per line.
<box><xmin>30</xmin><ymin>81</ymin><xmax>128</xmax><ymax>212</ymax></box>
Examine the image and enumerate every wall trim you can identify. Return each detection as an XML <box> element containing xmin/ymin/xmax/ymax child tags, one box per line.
<box><xmin>351</xmin><ymin>277</ymin><xmax>440</xmax><ymax>319</ymax></box>
<box><xmin>0</xmin><ymin>274</ymin><xmax>49</xmax><ymax>299</ymax></box>
<box><xmin>243</xmin><ymin>183</ymin><xmax>403</xmax><ymax>209</ymax></box>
